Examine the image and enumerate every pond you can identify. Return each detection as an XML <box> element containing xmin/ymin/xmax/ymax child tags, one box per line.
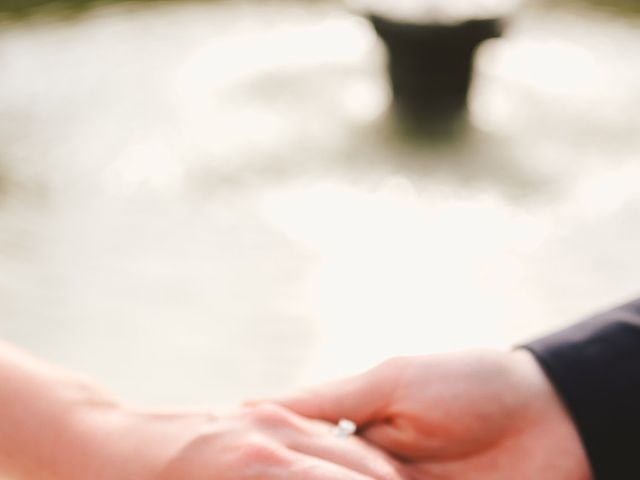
<box><xmin>0</xmin><ymin>0</ymin><xmax>639</xmax><ymax>406</ymax></box>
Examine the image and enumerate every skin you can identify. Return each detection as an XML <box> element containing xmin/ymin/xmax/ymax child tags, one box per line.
<box><xmin>274</xmin><ymin>350</ymin><xmax>594</xmax><ymax>480</ymax></box>
<box><xmin>0</xmin><ymin>340</ymin><xmax>405</xmax><ymax>480</ymax></box>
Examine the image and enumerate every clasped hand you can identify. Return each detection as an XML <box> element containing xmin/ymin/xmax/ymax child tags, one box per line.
<box><xmin>65</xmin><ymin>350</ymin><xmax>591</xmax><ymax>480</ymax></box>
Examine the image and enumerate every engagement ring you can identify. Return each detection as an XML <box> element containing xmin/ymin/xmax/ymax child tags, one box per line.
<box><xmin>332</xmin><ymin>418</ymin><xmax>357</xmax><ymax>438</ymax></box>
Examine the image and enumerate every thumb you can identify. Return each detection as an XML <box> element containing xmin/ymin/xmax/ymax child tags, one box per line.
<box><xmin>360</xmin><ymin>422</ymin><xmax>424</xmax><ymax>461</ymax></box>
<box><xmin>265</xmin><ymin>363</ymin><xmax>397</xmax><ymax>427</ymax></box>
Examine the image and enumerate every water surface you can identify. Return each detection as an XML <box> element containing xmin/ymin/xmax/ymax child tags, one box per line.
<box><xmin>0</xmin><ymin>1</ymin><xmax>639</xmax><ymax>406</ymax></box>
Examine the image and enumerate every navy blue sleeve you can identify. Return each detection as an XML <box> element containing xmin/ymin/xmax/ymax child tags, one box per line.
<box><xmin>525</xmin><ymin>298</ymin><xmax>640</xmax><ymax>480</ymax></box>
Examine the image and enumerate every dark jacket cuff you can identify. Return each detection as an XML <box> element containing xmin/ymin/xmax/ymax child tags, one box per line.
<box><xmin>525</xmin><ymin>299</ymin><xmax>640</xmax><ymax>480</ymax></box>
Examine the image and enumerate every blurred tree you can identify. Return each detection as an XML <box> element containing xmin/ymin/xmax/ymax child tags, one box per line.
<box><xmin>0</xmin><ymin>0</ymin><xmax>171</xmax><ymax>19</ymax></box>
<box><xmin>547</xmin><ymin>0</ymin><xmax>640</xmax><ymax>14</ymax></box>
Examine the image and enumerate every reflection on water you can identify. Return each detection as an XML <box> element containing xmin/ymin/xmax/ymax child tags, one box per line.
<box><xmin>0</xmin><ymin>0</ymin><xmax>639</xmax><ymax>407</ymax></box>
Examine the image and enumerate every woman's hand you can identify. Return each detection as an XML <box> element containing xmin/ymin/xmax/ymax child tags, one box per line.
<box><xmin>0</xmin><ymin>340</ymin><xmax>405</xmax><ymax>480</ymax></box>
<box><xmin>79</xmin><ymin>403</ymin><xmax>407</xmax><ymax>480</ymax></box>
<box><xmin>274</xmin><ymin>350</ymin><xmax>593</xmax><ymax>480</ymax></box>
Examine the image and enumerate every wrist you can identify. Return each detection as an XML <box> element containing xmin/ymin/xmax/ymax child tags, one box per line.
<box><xmin>511</xmin><ymin>349</ymin><xmax>593</xmax><ymax>480</ymax></box>
<box><xmin>0</xmin><ymin>341</ymin><xmax>122</xmax><ymax>480</ymax></box>
<box><xmin>33</xmin><ymin>378</ymin><xmax>124</xmax><ymax>480</ymax></box>
<box><xmin>61</xmin><ymin>406</ymin><xmax>221</xmax><ymax>480</ymax></box>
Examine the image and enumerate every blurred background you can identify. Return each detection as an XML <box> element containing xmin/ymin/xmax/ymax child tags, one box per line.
<box><xmin>0</xmin><ymin>0</ymin><xmax>638</xmax><ymax>408</ymax></box>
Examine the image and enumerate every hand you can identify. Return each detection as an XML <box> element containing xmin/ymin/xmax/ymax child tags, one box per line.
<box><xmin>66</xmin><ymin>403</ymin><xmax>408</xmax><ymax>480</ymax></box>
<box><xmin>274</xmin><ymin>350</ymin><xmax>593</xmax><ymax>480</ymax></box>
<box><xmin>0</xmin><ymin>339</ymin><xmax>406</xmax><ymax>480</ymax></box>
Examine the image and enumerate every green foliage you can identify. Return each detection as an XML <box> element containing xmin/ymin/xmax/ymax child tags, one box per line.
<box><xmin>591</xmin><ymin>0</ymin><xmax>640</xmax><ymax>14</ymax></box>
<box><xmin>543</xmin><ymin>0</ymin><xmax>640</xmax><ymax>15</ymax></box>
<box><xmin>1</xmin><ymin>0</ymin><xmax>637</xmax><ymax>21</ymax></box>
<box><xmin>0</xmin><ymin>0</ymin><xmax>162</xmax><ymax>19</ymax></box>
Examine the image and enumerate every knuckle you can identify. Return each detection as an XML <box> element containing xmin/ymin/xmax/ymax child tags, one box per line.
<box><xmin>250</xmin><ymin>403</ymin><xmax>296</xmax><ymax>428</ymax></box>
<box><xmin>381</xmin><ymin>355</ymin><xmax>410</xmax><ymax>371</ymax></box>
<box><xmin>234</xmin><ymin>437</ymin><xmax>287</xmax><ymax>467</ymax></box>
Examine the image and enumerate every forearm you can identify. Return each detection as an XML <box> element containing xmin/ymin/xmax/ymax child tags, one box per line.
<box><xmin>0</xmin><ymin>340</ymin><xmax>121</xmax><ymax>480</ymax></box>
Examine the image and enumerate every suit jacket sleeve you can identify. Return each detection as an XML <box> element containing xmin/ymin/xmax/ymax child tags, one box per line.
<box><xmin>525</xmin><ymin>298</ymin><xmax>640</xmax><ymax>480</ymax></box>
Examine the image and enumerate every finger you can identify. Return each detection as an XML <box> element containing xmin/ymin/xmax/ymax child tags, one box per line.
<box><xmin>361</xmin><ymin>422</ymin><xmax>423</xmax><ymax>461</ymax></box>
<box><xmin>280</xmin><ymin>449</ymin><xmax>380</xmax><ymax>480</ymax></box>
<box><xmin>284</xmin><ymin>425</ymin><xmax>408</xmax><ymax>480</ymax></box>
<box><xmin>245</xmin><ymin>403</ymin><xmax>407</xmax><ymax>479</ymax></box>
<box><xmin>266</xmin><ymin>363</ymin><xmax>398</xmax><ymax>425</ymax></box>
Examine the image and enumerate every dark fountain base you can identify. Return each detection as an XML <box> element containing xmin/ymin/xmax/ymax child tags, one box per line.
<box><xmin>372</xmin><ymin>15</ymin><xmax>502</xmax><ymax>119</ymax></box>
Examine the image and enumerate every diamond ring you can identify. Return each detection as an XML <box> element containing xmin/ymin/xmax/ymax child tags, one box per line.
<box><xmin>332</xmin><ymin>418</ymin><xmax>357</xmax><ymax>438</ymax></box>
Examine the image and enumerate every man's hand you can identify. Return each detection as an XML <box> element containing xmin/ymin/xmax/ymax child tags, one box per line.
<box><xmin>274</xmin><ymin>350</ymin><xmax>593</xmax><ymax>480</ymax></box>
